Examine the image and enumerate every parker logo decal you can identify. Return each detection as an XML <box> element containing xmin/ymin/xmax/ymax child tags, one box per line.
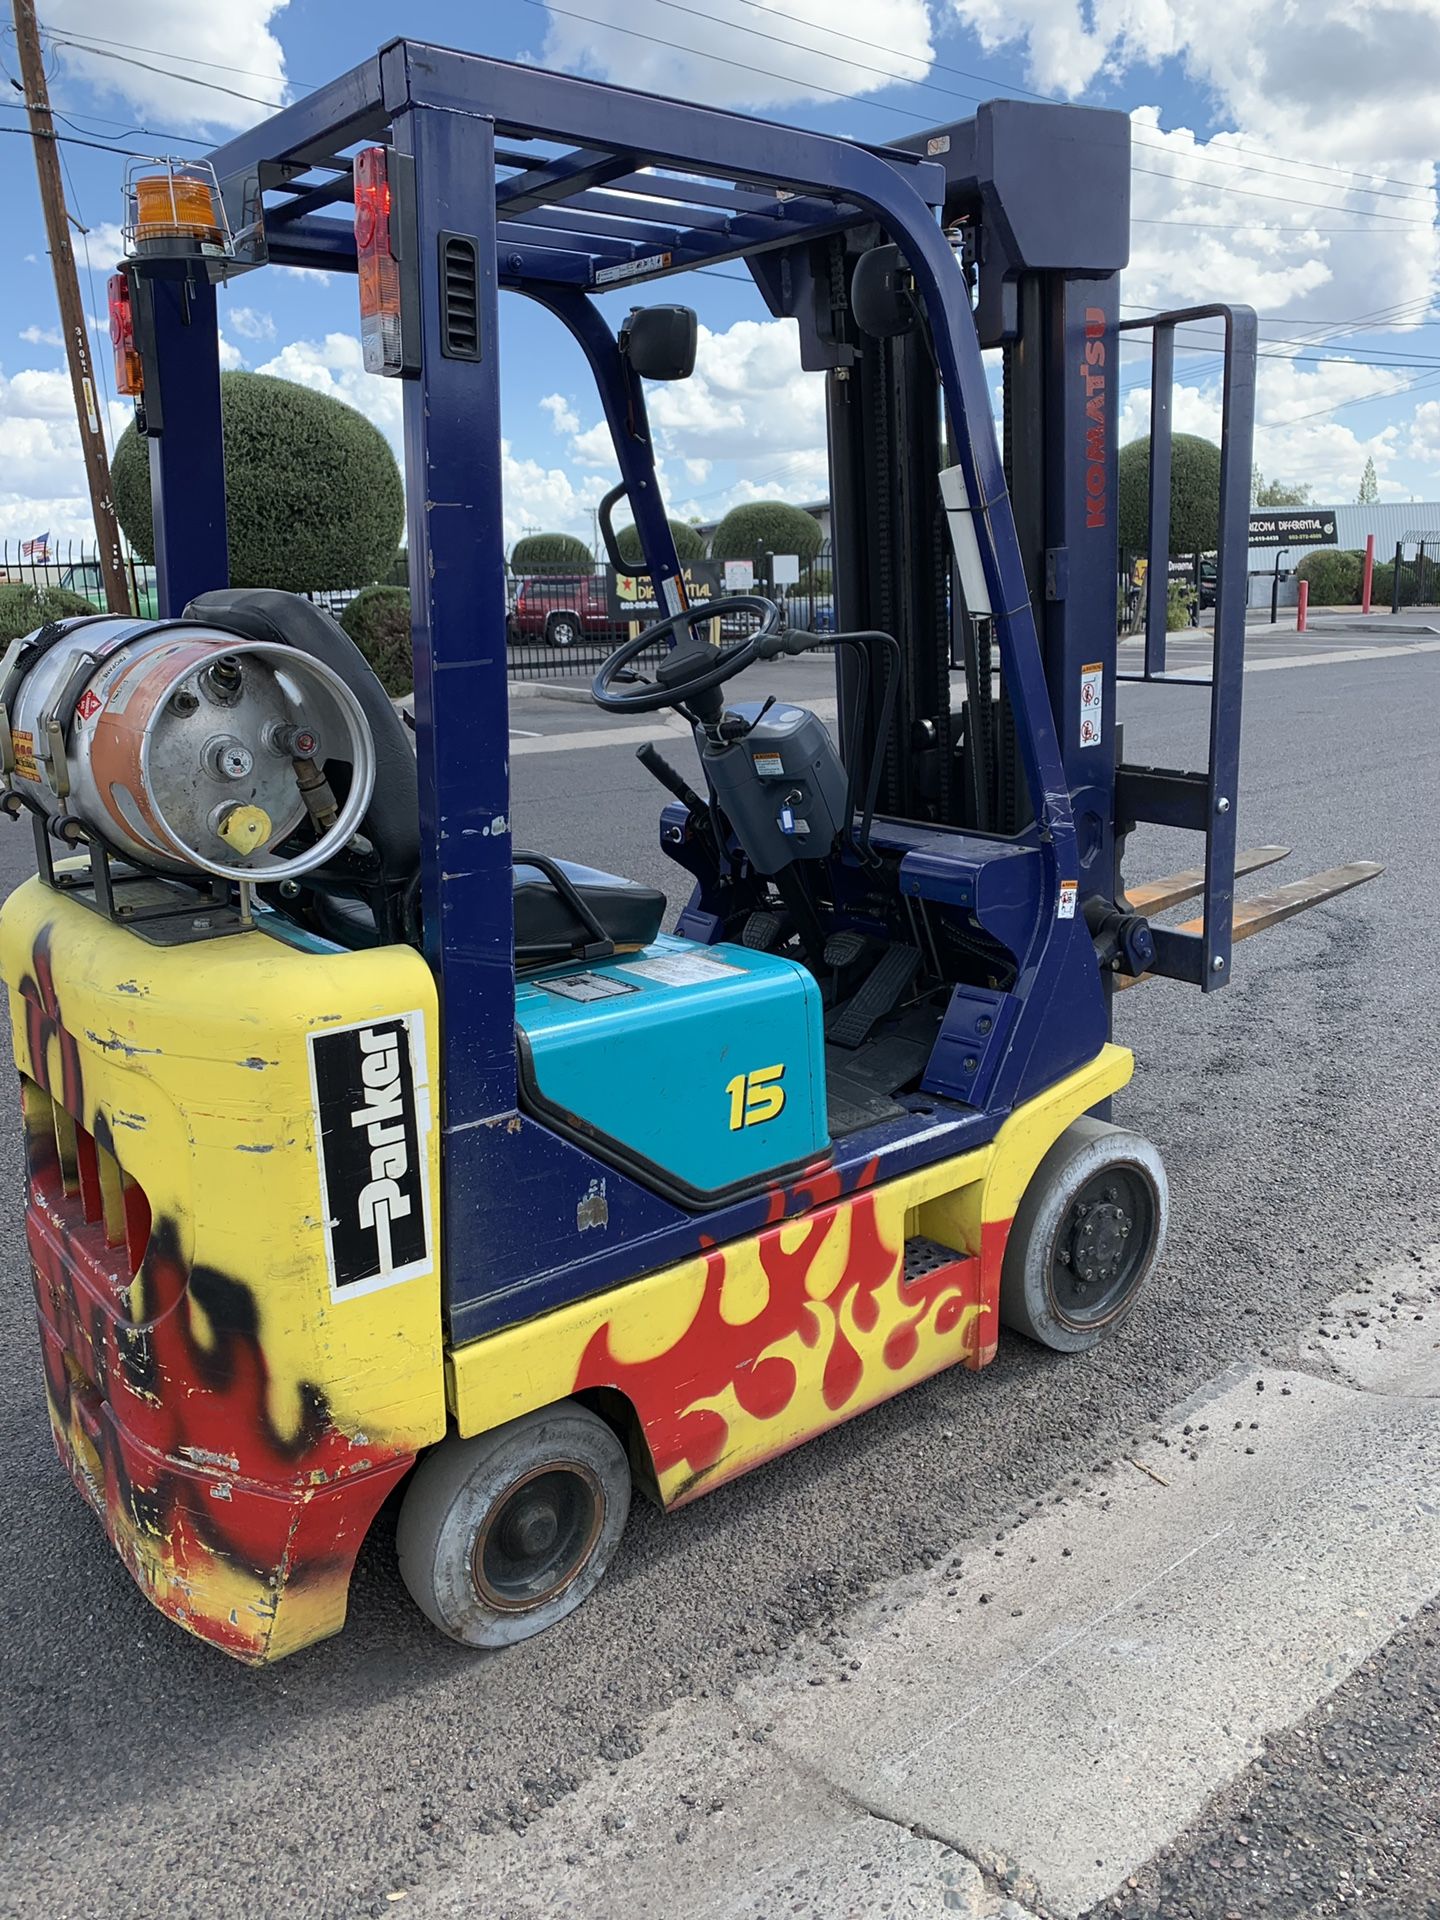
<box><xmin>309</xmin><ymin>1013</ymin><xmax>432</xmax><ymax>1297</ymax></box>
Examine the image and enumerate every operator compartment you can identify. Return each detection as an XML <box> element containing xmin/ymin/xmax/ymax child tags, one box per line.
<box><xmin>515</xmin><ymin>934</ymin><xmax>828</xmax><ymax>1204</ymax></box>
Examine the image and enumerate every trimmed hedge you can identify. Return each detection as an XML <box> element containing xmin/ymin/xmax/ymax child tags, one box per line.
<box><xmin>0</xmin><ymin>583</ymin><xmax>97</xmax><ymax>642</ymax></box>
<box><xmin>111</xmin><ymin>372</ymin><xmax>403</xmax><ymax>592</ymax></box>
<box><xmin>339</xmin><ymin>585</ymin><xmax>412</xmax><ymax>698</ymax></box>
<box><xmin>711</xmin><ymin>500</ymin><xmax>823</xmax><ymax>564</ymax></box>
<box><xmin>613</xmin><ymin>518</ymin><xmax>706</xmax><ymax>565</ymax></box>
<box><xmin>1296</xmin><ymin>548</ymin><xmax>1364</xmax><ymax>605</ymax></box>
<box><xmin>1118</xmin><ymin>434</ymin><xmax>1223</xmax><ymax>557</ymax></box>
<box><xmin>1372</xmin><ymin>558</ymin><xmax>1435</xmax><ymax>608</ymax></box>
<box><xmin>510</xmin><ymin>532</ymin><xmax>592</xmax><ymax>569</ymax></box>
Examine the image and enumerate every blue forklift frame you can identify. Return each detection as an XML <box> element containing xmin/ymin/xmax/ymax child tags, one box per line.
<box><xmin>128</xmin><ymin>40</ymin><xmax>1256</xmax><ymax>1341</ymax></box>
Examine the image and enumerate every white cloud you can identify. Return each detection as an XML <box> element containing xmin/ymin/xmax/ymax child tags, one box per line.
<box><xmin>1122</xmin><ymin>110</ymin><xmax>1439</xmax><ymax>331</ymax></box>
<box><xmin>20</xmin><ymin>327</ymin><xmax>63</xmax><ymax>348</ymax></box>
<box><xmin>947</xmin><ymin>0</ymin><xmax>1440</xmax><ymax>163</ymax></box>
<box><xmin>76</xmin><ymin>223</ymin><xmax>128</xmax><ymax>272</ymax></box>
<box><xmin>0</xmin><ymin>363</ymin><xmax>132</xmax><ymax>546</ymax></box>
<box><xmin>45</xmin><ymin>0</ymin><xmax>290</xmax><ymax>132</ymax></box>
<box><xmin>1408</xmin><ymin>400</ymin><xmax>1440</xmax><ymax>463</ymax></box>
<box><xmin>539</xmin><ymin>392</ymin><xmax>580</xmax><ymax>434</ymax></box>
<box><xmin>227</xmin><ymin>307</ymin><xmax>276</xmax><ymax>342</ymax></box>
<box><xmin>539</xmin><ymin>0</ymin><xmax>933</xmax><ymax>110</ymax></box>
<box><xmin>1117</xmin><ymin>351</ymin><xmax>1423</xmax><ymax>501</ymax></box>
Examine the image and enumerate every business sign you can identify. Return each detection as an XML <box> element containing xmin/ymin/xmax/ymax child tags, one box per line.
<box><xmin>1248</xmin><ymin>510</ymin><xmax>1338</xmax><ymax>548</ymax></box>
<box><xmin>607</xmin><ymin>560</ymin><xmax>727</xmax><ymax>622</ymax></box>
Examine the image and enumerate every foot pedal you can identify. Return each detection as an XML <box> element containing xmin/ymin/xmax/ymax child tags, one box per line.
<box><xmin>823</xmin><ymin>930</ymin><xmax>867</xmax><ymax>969</ymax></box>
<box><xmin>742</xmin><ymin>910</ymin><xmax>783</xmax><ymax>951</ymax></box>
<box><xmin>826</xmin><ymin>943</ymin><xmax>921</xmax><ymax>1049</ymax></box>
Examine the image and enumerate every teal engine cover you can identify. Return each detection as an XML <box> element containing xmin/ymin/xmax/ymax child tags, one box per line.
<box><xmin>515</xmin><ymin>935</ymin><xmax>828</xmax><ymax>1202</ymax></box>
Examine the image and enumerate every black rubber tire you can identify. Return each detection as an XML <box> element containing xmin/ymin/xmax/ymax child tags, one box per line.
<box><xmin>998</xmin><ymin>1117</ymin><xmax>1168</xmax><ymax>1354</ymax></box>
<box><xmin>396</xmin><ymin>1402</ymin><xmax>631</xmax><ymax>1649</ymax></box>
<box><xmin>546</xmin><ymin>613</ymin><xmax>580</xmax><ymax>648</ymax></box>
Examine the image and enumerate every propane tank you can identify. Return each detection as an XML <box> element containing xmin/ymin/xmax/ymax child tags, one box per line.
<box><xmin>0</xmin><ymin>618</ymin><xmax>375</xmax><ymax>882</ymax></box>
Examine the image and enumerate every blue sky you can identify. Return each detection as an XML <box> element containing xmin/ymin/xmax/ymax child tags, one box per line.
<box><xmin>2</xmin><ymin>0</ymin><xmax>1438</xmax><ymax>554</ymax></box>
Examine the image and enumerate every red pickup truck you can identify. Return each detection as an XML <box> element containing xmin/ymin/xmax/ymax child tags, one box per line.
<box><xmin>508</xmin><ymin>574</ymin><xmax>621</xmax><ymax>647</ymax></box>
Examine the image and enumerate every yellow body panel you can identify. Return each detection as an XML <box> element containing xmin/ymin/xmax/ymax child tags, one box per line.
<box><xmin>447</xmin><ymin>1043</ymin><xmax>1133</xmax><ymax>1504</ymax></box>
<box><xmin>1</xmin><ymin>879</ymin><xmax>446</xmax><ymax>1662</ymax></box>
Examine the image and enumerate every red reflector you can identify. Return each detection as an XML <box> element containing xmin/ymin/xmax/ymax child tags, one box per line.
<box><xmin>354</xmin><ymin>146</ymin><xmax>404</xmax><ymax>377</ymax></box>
<box><xmin>107</xmin><ymin>271</ymin><xmax>143</xmax><ymax>397</ymax></box>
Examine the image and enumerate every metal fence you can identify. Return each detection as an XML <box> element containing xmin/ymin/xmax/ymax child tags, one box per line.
<box><xmin>0</xmin><ymin>538</ymin><xmax>157</xmax><ymax>621</ymax></box>
<box><xmin>1</xmin><ymin>540</ymin><xmax>836</xmax><ymax>680</ymax></box>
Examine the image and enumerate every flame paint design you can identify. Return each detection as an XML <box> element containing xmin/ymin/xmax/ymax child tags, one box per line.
<box><xmin>575</xmin><ymin>1157</ymin><xmax>1005</xmax><ymax>1504</ymax></box>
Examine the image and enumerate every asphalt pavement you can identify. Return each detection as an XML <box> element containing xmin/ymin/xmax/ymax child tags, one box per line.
<box><xmin>1</xmin><ymin>620</ymin><xmax>1437</xmax><ymax>1918</ymax></box>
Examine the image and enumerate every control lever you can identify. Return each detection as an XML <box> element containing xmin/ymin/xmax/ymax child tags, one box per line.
<box><xmin>755</xmin><ymin>625</ymin><xmax>815</xmax><ymax>661</ymax></box>
<box><xmin>635</xmin><ymin>740</ymin><xmax>706</xmax><ymax>815</ymax></box>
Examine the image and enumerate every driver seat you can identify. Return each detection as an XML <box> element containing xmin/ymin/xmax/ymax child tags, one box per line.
<box><xmin>185</xmin><ymin>588</ymin><xmax>666</xmax><ymax>963</ymax></box>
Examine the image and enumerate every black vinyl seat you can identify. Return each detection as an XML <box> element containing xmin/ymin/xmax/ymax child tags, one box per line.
<box><xmin>514</xmin><ymin>858</ymin><xmax>664</xmax><ymax>963</ymax></box>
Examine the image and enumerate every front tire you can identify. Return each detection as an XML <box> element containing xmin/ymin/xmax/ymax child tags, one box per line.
<box><xmin>396</xmin><ymin>1402</ymin><xmax>631</xmax><ymax>1648</ymax></box>
<box><xmin>999</xmin><ymin>1118</ymin><xmax>1167</xmax><ymax>1353</ymax></box>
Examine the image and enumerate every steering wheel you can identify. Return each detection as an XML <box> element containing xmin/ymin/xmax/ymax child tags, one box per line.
<box><xmin>591</xmin><ymin>596</ymin><xmax>782</xmax><ymax>714</ymax></box>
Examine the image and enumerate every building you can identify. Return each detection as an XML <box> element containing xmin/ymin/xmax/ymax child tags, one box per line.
<box><xmin>1246</xmin><ymin>502</ymin><xmax>1440</xmax><ymax>581</ymax></box>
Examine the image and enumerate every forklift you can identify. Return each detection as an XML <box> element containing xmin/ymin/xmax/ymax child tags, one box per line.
<box><xmin>0</xmin><ymin>39</ymin><xmax>1379</xmax><ymax>1663</ymax></box>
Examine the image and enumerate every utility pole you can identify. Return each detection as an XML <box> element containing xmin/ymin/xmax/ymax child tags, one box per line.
<box><xmin>12</xmin><ymin>0</ymin><xmax>130</xmax><ymax>612</ymax></box>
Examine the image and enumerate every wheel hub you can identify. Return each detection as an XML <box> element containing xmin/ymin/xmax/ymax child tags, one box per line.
<box><xmin>1067</xmin><ymin>1195</ymin><xmax>1132</xmax><ymax>1288</ymax></box>
<box><xmin>501</xmin><ymin>1498</ymin><xmax>560</xmax><ymax>1560</ymax></box>
<box><xmin>471</xmin><ymin>1461</ymin><xmax>605</xmax><ymax>1613</ymax></box>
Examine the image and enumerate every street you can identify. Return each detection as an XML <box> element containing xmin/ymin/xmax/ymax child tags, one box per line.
<box><xmin>2</xmin><ymin>622</ymin><xmax>1438</xmax><ymax>1919</ymax></box>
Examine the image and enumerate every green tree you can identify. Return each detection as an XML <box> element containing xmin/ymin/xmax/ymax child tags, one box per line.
<box><xmin>1356</xmin><ymin>456</ymin><xmax>1379</xmax><ymax>504</ymax></box>
<box><xmin>111</xmin><ymin>372</ymin><xmax>403</xmax><ymax>592</ymax></box>
<box><xmin>1252</xmin><ymin>467</ymin><xmax>1313</xmax><ymax>507</ymax></box>
<box><xmin>613</xmin><ymin>518</ymin><xmax>706</xmax><ymax>565</ymax></box>
<box><xmin>509</xmin><ymin>532</ymin><xmax>592</xmax><ymax>569</ymax></box>
<box><xmin>1296</xmin><ymin>548</ymin><xmax>1364</xmax><ymax>606</ymax></box>
<box><xmin>711</xmin><ymin>500</ymin><xmax>823</xmax><ymax>565</ymax></box>
<box><xmin>1118</xmin><ymin>435</ymin><xmax>1224</xmax><ymax>557</ymax></box>
<box><xmin>339</xmin><ymin>585</ymin><xmax>412</xmax><ymax>697</ymax></box>
<box><xmin>0</xmin><ymin>584</ymin><xmax>96</xmax><ymax>643</ymax></box>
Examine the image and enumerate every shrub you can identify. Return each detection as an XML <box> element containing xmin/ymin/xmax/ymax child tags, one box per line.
<box><xmin>340</xmin><ymin>585</ymin><xmax>412</xmax><ymax>697</ymax></box>
<box><xmin>1296</xmin><ymin>548</ymin><xmax>1363</xmax><ymax>606</ymax></box>
<box><xmin>0</xmin><ymin>583</ymin><xmax>98</xmax><ymax>642</ymax></box>
<box><xmin>1118</xmin><ymin>435</ymin><xmax>1223</xmax><ymax>557</ymax></box>
<box><xmin>613</xmin><ymin>518</ymin><xmax>706</xmax><ymax>565</ymax></box>
<box><xmin>1166</xmin><ymin>583</ymin><xmax>1195</xmax><ymax>631</ymax></box>
<box><xmin>711</xmin><ymin>500</ymin><xmax>823</xmax><ymax>565</ymax></box>
<box><xmin>112</xmin><ymin>372</ymin><xmax>403</xmax><ymax>593</ymax></box>
<box><xmin>510</xmin><ymin>532</ymin><xmax>592</xmax><ymax>570</ymax></box>
<box><xmin>1371</xmin><ymin>558</ymin><xmax>1438</xmax><ymax>607</ymax></box>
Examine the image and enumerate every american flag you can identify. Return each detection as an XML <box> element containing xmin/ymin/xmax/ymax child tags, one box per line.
<box><xmin>20</xmin><ymin>533</ymin><xmax>50</xmax><ymax>562</ymax></box>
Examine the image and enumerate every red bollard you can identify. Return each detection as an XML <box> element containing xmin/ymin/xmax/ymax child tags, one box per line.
<box><xmin>1297</xmin><ymin>580</ymin><xmax>1309</xmax><ymax>632</ymax></box>
<box><xmin>1362</xmin><ymin>533</ymin><xmax>1375</xmax><ymax>615</ymax></box>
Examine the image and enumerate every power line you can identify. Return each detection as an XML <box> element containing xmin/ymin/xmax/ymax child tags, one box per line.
<box><xmin>32</xmin><ymin>21</ymin><xmax>307</xmax><ymax>90</ymax></box>
<box><xmin>41</xmin><ymin>33</ymin><xmax>287</xmax><ymax>110</ymax></box>
<box><xmin>644</xmin><ymin>0</ymin><xmax>1438</xmax><ymax>207</ymax></box>
<box><xmin>1130</xmin><ymin>163</ymin><xmax>1435</xmax><ymax>227</ymax></box>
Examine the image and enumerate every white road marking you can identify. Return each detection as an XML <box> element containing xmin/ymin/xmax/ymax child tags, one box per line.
<box><xmin>405</xmin><ymin>1255</ymin><xmax>1440</xmax><ymax>1920</ymax></box>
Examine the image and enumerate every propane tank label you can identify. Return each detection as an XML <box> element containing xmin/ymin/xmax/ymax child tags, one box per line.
<box><xmin>10</xmin><ymin>730</ymin><xmax>37</xmax><ymax>781</ymax></box>
<box><xmin>1079</xmin><ymin>662</ymin><xmax>1103</xmax><ymax>748</ymax></box>
<box><xmin>308</xmin><ymin>1011</ymin><xmax>433</xmax><ymax>1300</ymax></box>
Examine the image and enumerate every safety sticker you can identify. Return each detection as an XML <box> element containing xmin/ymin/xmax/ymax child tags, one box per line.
<box><xmin>536</xmin><ymin>972</ymin><xmax>638</xmax><ymax>1003</ymax></box>
<box><xmin>753</xmin><ymin>751</ymin><xmax>785</xmax><ymax>777</ymax></box>
<box><xmin>1079</xmin><ymin>661</ymin><xmax>1103</xmax><ymax>748</ymax></box>
<box><xmin>595</xmin><ymin>252</ymin><xmax>672</xmax><ymax>285</ymax></box>
<box><xmin>10</xmin><ymin>729</ymin><xmax>37</xmax><ymax>781</ymax></box>
<box><xmin>617</xmin><ymin>951</ymin><xmax>745</xmax><ymax>988</ymax></box>
<box><xmin>1058</xmin><ymin>880</ymin><xmax>1078</xmax><ymax>920</ymax></box>
<box><xmin>75</xmin><ymin>690</ymin><xmax>102</xmax><ymax>723</ymax></box>
<box><xmin>308</xmin><ymin>1011</ymin><xmax>432</xmax><ymax>1301</ymax></box>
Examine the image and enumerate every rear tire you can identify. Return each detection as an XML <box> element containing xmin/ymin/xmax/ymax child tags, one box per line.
<box><xmin>546</xmin><ymin>613</ymin><xmax>580</xmax><ymax>648</ymax></box>
<box><xmin>396</xmin><ymin>1402</ymin><xmax>631</xmax><ymax>1648</ymax></box>
<box><xmin>999</xmin><ymin>1118</ymin><xmax>1167</xmax><ymax>1353</ymax></box>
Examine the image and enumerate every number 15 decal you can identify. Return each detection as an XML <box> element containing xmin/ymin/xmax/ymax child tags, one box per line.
<box><xmin>726</xmin><ymin>1063</ymin><xmax>786</xmax><ymax>1130</ymax></box>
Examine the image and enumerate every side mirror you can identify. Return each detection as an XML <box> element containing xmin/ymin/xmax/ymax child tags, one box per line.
<box><xmin>619</xmin><ymin>305</ymin><xmax>697</xmax><ymax>381</ymax></box>
<box><xmin>851</xmin><ymin>244</ymin><xmax>918</xmax><ymax>340</ymax></box>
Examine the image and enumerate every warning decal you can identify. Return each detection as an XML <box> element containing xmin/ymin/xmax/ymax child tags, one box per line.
<box><xmin>1058</xmin><ymin>880</ymin><xmax>1078</xmax><ymax>920</ymax></box>
<box><xmin>11</xmin><ymin>729</ymin><xmax>38</xmax><ymax>781</ymax></box>
<box><xmin>1079</xmin><ymin>661</ymin><xmax>1103</xmax><ymax>749</ymax></box>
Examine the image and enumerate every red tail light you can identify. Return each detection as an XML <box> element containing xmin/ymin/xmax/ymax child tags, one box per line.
<box><xmin>107</xmin><ymin>271</ymin><xmax>143</xmax><ymax>397</ymax></box>
<box><xmin>354</xmin><ymin>147</ymin><xmax>405</xmax><ymax>378</ymax></box>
